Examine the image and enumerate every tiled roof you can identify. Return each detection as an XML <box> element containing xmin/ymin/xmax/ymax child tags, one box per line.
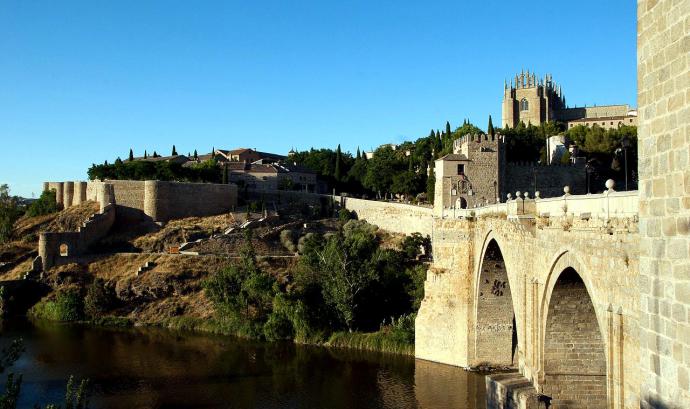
<box><xmin>438</xmin><ymin>154</ymin><xmax>469</xmax><ymax>161</ymax></box>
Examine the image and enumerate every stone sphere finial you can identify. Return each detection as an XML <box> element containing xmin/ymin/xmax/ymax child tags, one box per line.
<box><xmin>516</xmin><ymin>191</ymin><xmax>522</xmax><ymax>198</ymax></box>
<box><xmin>605</xmin><ymin>179</ymin><xmax>615</xmax><ymax>191</ymax></box>
<box><xmin>524</xmin><ymin>191</ymin><xmax>530</xmax><ymax>199</ymax></box>
<box><xmin>507</xmin><ymin>193</ymin><xmax>513</xmax><ymax>200</ymax></box>
<box><xmin>563</xmin><ymin>185</ymin><xmax>570</xmax><ymax>194</ymax></box>
<box><xmin>535</xmin><ymin>191</ymin><xmax>541</xmax><ymax>199</ymax></box>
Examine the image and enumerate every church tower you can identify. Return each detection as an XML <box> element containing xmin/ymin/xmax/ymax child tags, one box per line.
<box><xmin>501</xmin><ymin>70</ymin><xmax>566</xmax><ymax>128</ymax></box>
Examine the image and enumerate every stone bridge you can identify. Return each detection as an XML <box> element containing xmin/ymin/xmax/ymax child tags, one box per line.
<box><xmin>415</xmin><ymin>190</ymin><xmax>640</xmax><ymax>408</ymax></box>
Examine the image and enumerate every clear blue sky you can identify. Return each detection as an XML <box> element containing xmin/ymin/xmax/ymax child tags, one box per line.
<box><xmin>0</xmin><ymin>1</ymin><xmax>637</xmax><ymax>197</ymax></box>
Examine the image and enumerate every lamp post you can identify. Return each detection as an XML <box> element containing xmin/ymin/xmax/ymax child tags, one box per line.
<box><xmin>621</xmin><ymin>136</ymin><xmax>631</xmax><ymax>191</ymax></box>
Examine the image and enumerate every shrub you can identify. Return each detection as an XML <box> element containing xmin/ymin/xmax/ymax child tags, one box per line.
<box><xmin>263</xmin><ymin>311</ymin><xmax>294</xmax><ymax>341</ymax></box>
<box><xmin>84</xmin><ymin>279</ymin><xmax>113</xmax><ymax>319</ymax></box>
<box><xmin>338</xmin><ymin>208</ymin><xmax>354</xmax><ymax>223</ymax></box>
<box><xmin>0</xmin><ymin>185</ymin><xmax>23</xmax><ymax>244</ymax></box>
<box><xmin>279</xmin><ymin>229</ymin><xmax>297</xmax><ymax>253</ymax></box>
<box><xmin>297</xmin><ymin>233</ymin><xmax>316</xmax><ymax>254</ymax></box>
<box><xmin>30</xmin><ymin>290</ymin><xmax>84</xmax><ymax>321</ymax></box>
<box><xmin>400</xmin><ymin>233</ymin><xmax>431</xmax><ymax>260</ymax></box>
<box><xmin>26</xmin><ymin>190</ymin><xmax>58</xmax><ymax>217</ymax></box>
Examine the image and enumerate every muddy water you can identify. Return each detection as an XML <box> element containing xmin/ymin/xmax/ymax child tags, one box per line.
<box><xmin>0</xmin><ymin>320</ymin><xmax>486</xmax><ymax>409</ymax></box>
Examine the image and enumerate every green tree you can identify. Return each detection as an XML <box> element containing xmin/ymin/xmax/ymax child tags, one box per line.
<box><xmin>26</xmin><ymin>190</ymin><xmax>58</xmax><ymax>217</ymax></box>
<box><xmin>391</xmin><ymin>171</ymin><xmax>419</xmax><ymax>198</ymax></box>
<box><xmin>303</xmin><ymin>221</ymin><xmax>380</xmax><ymax>331</ymax></box>
<box><xmin>488</xmin><ymin>115</ymin><xmax>495</xmax><ymax>137</ymax></box>
<box><xmin>445</xmin><ymin>121</ymin><xmax>451</xmax><ymax>137</ymax></box>
<box><xmin>128</xmin><ymin>149</ymin><xmax>134</xmax><ymax>161</ymax></box>
<box><xmin>144</xmin><ymin>150</ymin><xmax>148</xmax><ymax>159</ymax></box>
<box><xmin>363</xmin><ymin>146</ymin><xmax>400</xmax><ymax>197</ymax></box>
<box><xmin>425</xmin><ymin>166</ymin><xmax>435</xmax><ymax>204</ymax></box>
<box><xmin>0</xmin><ymin>185</ymin><xmax>22</xmax><ymax>244</ymax></box>
<box><xmin>334</xmin><ymin>144</ymin><xmax>343</xmax><ymax>182</ymax></box>
<box><xmin>193</xmin><ymin>149</ymin><xmax>198</xmax><ymax>159</ymax></box>
<box><xmin>203</xmin><ymin>229</ymin><xmax>276</xmax><ymax>333</ymax></box>
<box><xmin>172</xmin><ymin>145</ymin><xmax>177</xmax><ymax>156</ymax></box>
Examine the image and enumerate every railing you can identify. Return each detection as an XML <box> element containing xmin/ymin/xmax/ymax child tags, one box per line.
<box><xmin>443</xmin><ymin>181</ymin><xmax>638</xmax><ymax>220</ymax></box>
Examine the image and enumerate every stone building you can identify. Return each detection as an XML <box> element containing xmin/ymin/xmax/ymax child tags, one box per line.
<box><xmin>434</xmin><ymin>132</ymin><xmax>585</xmax><ymax>212</ymax></box>
<box><xmin>228</xmin><ymin>162</ymin><xmax>318</xmax><ymax>192</ymax></box>
<box><xmin>502</xmin><ymin>70</ymin><xmax>637</xmax><ymax>129</ymax></box>
<box><xmin>216</xmin><ymin>148</ymin><xmax>285</xmax><ymax>164</ymax></box>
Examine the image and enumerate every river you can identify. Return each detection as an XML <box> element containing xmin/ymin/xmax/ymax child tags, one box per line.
<box><xmin>0</xmin><ymin>320</ymin><xmax>487</xmax><ymax>409</ymax></box>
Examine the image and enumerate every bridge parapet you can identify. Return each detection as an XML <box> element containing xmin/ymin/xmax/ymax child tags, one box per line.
<box><xmin>442</xmin><ymin>187</ymin><xmax>638</xmax><ymax>221</ymax></box>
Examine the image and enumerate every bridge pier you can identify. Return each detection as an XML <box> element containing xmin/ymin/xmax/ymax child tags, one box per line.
<box><xmin>416</xmin><ymin>212</ymin><xmax>639</xmax><ymax>408</ymax></box>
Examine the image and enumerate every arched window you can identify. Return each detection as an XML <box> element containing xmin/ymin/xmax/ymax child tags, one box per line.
<box><xmin>520</xmin><ymin>98</ymin><xmax>529</xmax><ymax>111</ymax></box>
<box><xmin>59</xmin><ymin>244</ymin><xmax>69</xmax><ymax>257</ymax></box>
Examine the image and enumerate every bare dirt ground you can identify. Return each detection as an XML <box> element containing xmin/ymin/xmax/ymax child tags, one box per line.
<box><xmin>2</xmin><ymin>205</ymin><xmax>403</xmax><ymax>325</ymax></box>
<box><xmin>0</xmin><ymin>201</ymin><xmax>101</xmax><ymax>280</ymax></box>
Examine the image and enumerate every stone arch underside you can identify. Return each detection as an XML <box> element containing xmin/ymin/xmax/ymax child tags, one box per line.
<box><xmin>474</xmin><ymin>239</ymin><xmax>517</xmax><ymax>367</ymax></box>
<box><xmin>543</xmin><ymin>267</ymin><xmax>607</xmax><ymax>408</ymax></box>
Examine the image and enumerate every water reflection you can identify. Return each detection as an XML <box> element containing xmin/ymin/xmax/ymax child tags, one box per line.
<box><xmin>0</xmin><ymin>321</ymin><xmax>486</xmax><ymax>409</ymax></box>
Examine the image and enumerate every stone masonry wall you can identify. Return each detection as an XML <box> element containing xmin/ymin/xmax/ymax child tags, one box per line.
<box><xmin>543</xmin><ymin>269</ymin><xmax>607</xmax><ymax>408</ymax></box>
<box><xmin>637</xmin><ymin>0</ymin><xmax>690</xmax><ymax>407</ymax></box>
<box><xmin>339</xmin><ymin>196</ymin><xmax>434</xmax><ymax>236</ymax></box>
<box><xmin>505</xmin><ymin>163</ymin><xmax>586</xmax><ymax>198</ymax></box>
<box><xmin>475</xmin><ymin>240</ymin><xmax>516</xmax><ymax>366</ymax></box>
<box><xmin>415</xmin><ymin>215</ymin><xmax>640</xmax><ymax>408</ymax></box>
<box><xmin>45</xmin><ymin>180</ymin><xmax>238</xmax><ymax>223</ymax></box>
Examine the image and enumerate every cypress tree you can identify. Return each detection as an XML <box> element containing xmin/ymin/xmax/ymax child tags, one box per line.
<box><xmin>153</xmin><ymin>151</ymin><xmax>159</xmax><ymax>158</ymax></box>
<box><xmin>356</xmin><ymin>147</ymin><xmax>361</xmax><ymax>160</ymax></box>
<box><xmin>172</xmin><ymin>145</ymin><xmax>177</xmax><ymax>156</ymax></box>
<box><xmin>488</xmin><ymin>115</ymin><xmax>495</xmax><ymax>137</ymax></box>
<box><xmin>334</xmin><ymin>144</ymin><xmax>342</xmax><ymax>182</ymax></box>
<box><xmin>194</xmin><ymin>149</ymin><xmax>198</xmax><ymax>159</ymax></box>
<box><xmin>129</xmin><ymin>148</ymin><xmax>134</xmax><ymax>161</ymax></box>
<box><xmin>144</xmin><ymin>150</ymin><xmax>148</xmax><ymax>159</ymax></box>
<box><xmin>445</xmin><ymin>121</ymin><xmax>451</xmax><ymax>137</ymax></box>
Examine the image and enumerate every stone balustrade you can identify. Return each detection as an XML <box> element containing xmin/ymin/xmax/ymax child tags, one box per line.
<box><xmin>442</xmin><ymin>180</ymin><xmax>638</xmax><ymax>220</ymax></box>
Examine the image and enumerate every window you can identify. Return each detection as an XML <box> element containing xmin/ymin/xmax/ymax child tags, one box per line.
<box><xmin>520</xmin><ymin>98</ymin><xmax>529</xmax><ymax>111</ymax></box>
<box><xmin>457</xmin><ymin>164</ymin><xmax>465</xmax><ymax>175</ymax></box>
<box><xmin>630</xmin><ymin>119</ymin><xmax>633</xmax><ymax>123</ymax></box>
<box><xmin>59</xmin><ymin>244</ymin><xmax>69</xmax><ymax>257</ymax></box>
<box><xmin>610</xmin><ymin>122</ymin><xmax>614</xmax><ymax>125</ymax></box>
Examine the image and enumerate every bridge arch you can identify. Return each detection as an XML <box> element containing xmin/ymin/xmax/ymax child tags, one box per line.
<box><xmin>540</xmin><ymin>250</ymin><xmax>608</xmax><ymax>408</ymax></box>
<box><xmin>472</xmin><ymin>231</ymin><xmax>520</xmax><ymax>367</ymax></box>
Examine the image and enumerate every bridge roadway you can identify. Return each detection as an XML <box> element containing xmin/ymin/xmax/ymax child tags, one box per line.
<box><xmin>415</xmin><ymin>190</ymin><xmax>640</xmax><ymax>408</ymax></box>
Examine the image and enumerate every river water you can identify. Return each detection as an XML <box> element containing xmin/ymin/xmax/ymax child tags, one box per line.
<box><xmin>0</xmin><ymin>320</ymin><xmax>487</xmax><ymax>409</ymax></box>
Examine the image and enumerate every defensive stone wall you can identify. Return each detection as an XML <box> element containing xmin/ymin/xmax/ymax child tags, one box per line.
<box><xmin>45</xmin><ymin>180</ymin><xmax>238</xmax><ymax>223</ymax></box>
<box><xmin>38</xmin><ymin>202</ymin><xmax>116</xmax><ymax>270</ymax></box>
<box><xmin>505</xmin><ymin>162</ymin><xmax>586</xmax><ymax>198</ymax></box>
<box><xmin>637</xmin><ymin>0</ymin><xmax>690</xmax><ymax>407</ymax></box>
<box><xmin>338</xmin><ymin>196</ymin><xmax>434</xmax><ymax>236</ymax></box>
<box><xmin>245</xmin><ymin>189</ymin><xmax>435</xmax><ymax>236</ymax></box>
